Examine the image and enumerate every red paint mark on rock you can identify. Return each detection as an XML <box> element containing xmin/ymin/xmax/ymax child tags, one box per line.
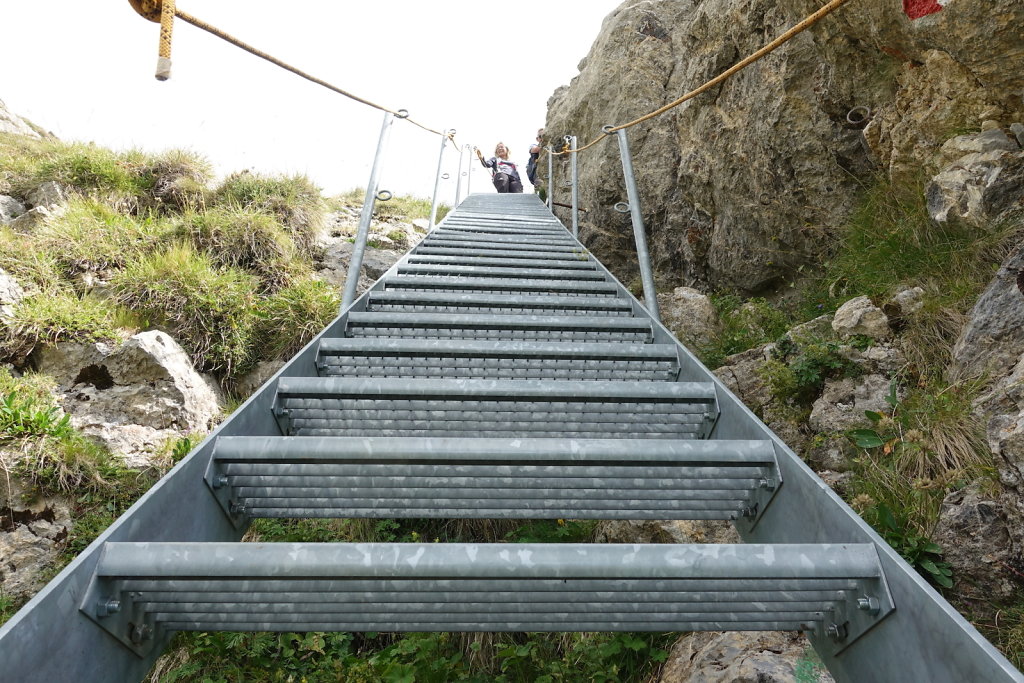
<box><xmin>903</xmin><ymin>0</ymin><xmax>945</xmax><ymax>19</ymax></box>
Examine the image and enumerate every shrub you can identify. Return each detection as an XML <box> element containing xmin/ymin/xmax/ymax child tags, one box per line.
<box><xmin>112</xmin><ymin>243</ymin><xmax>258</xmax><ymax>377</ymax></box>
<box><xmin>179</xmin><ymin>207</ymin><xmax>308</xmax><ymax>290</ymax></box>
<box><xmin>761</xmin><ymin>336</ymin><xmax>860</xmax><ymax>406</ymax></box>
<box><xmin>213</xmin><ymin>172</ymin><xmax>325</xmax><ymax>257</ymax></box>
<box><xmin>254</xmin><ymin>277</ymin><xmax>340</xmax><ymax>360</ymax></box>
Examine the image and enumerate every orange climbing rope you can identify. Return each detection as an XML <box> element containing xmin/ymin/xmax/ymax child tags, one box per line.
<box><xmin>550</xmin><ymin>0</ymin><xmax>857</xmax><ymax>156</ymax></box>
<box><xmin>127</xmin><ymin>0</ymin><xmax>457</xmax><ymax>143</ymax></box>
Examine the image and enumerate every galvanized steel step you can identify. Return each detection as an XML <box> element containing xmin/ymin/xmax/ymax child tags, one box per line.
<box><xmin>384</xmin><ymin>275</ymin><xmax>618</xmax><ymax>295</ymax></box>
<box><xmin>404</xmin><ymin>254</ymin><xmax>598</xmax><ymax>270</ymax></box>
<box><xmin>315</xmin><ymin>339</ymin><xmax>680</xmax><ymax>380</ymax></box>
<box><xmin>366</xmin><ymin>292</ymin><xmax>632</xmax><ymax>316</ymax></box>
<box><xmin>82</xmin><ymin>542</ymin><xmax>893</xmax><ymax>651</ymax></box>
<box><xmin>205</xmin><ymin>436</ymin><xmax>779</xmax><ymax>521</ymax></box>
<box><xmin>271</xmin><ymin>377</ymin><xmax>719</xmax><ymax>439</ymax></box>
<box><xmin>396</xmin><ymin>264</ymin><xmax>606</xmax><ymax>280</ymax></box>
<box><xmin>343</xmin><ymin>312</ymin><xmax>654</xmax><ymax>342</ymax></box>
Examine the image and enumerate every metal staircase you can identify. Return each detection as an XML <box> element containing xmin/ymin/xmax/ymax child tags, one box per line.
<box><xmin>0</xmin><ymin>194</ymin><xmax>1020</xmax><ymax>682</ymax></box>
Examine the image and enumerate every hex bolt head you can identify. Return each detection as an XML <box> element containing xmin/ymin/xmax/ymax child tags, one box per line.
<box><xmin>130</xmin><ymin>623</ymin><xmax>153</xmax><ymax>644</ymax></box>
<box><xmin>857</xmin><ymin>596</ymin><xmax>880</xmax><ymax>615</ymax></box>
<box><xmin>826</xmin><ymin>622</ymin><xmax>848</xmax><ymax>642</ymax></box>
<box><xmin>229</xmin><ymin>501</ymin><xmax>247</xmax><ymax>516</ymax></box>
<box><xmin>212</xmin><ymin>474</ymin><xmax>229</xmax><ymax>489</ymax></box>
<box><xmin>96</xmin><ymin>599</ymin><xmax>121</xmax><ymax>618</ymax></box>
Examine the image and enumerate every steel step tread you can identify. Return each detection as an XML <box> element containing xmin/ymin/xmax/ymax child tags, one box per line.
<box><xmin>316</xmin><ymin>339</ymin><xmax>678</xmax><ymax>360</ymax></box>
<box><xmin>396</xmin><ymin>264</ymin><xmax>607</xmax><ymax>279</ymax></box>
<box><xmin>383</xmin><ymin>275</ymin><xmax>618</xmax><ymax>293</ymax></box>
<box><xmin>86</xmin><ymin>542</ymin><xmax>885</xmax><ymax>633</ymax></box>
<box><xmin>367</xmin><ymin>291</ymin><xmax>631</xmax><ymax>314</ymax></box>
<box><xmin>404</xmin><ymin>254</ymin><xmax>598</xmax><ymax>269</ymax></box>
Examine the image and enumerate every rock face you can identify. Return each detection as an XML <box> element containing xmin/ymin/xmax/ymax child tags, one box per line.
<box><xmin>543</xmin><ymin>0</ymin><xmax>1024</xmax><ymax>293</ymax></box>
<box><xmin>952</xmin><ymin>243</ymin><xmax>1024</xmax><ymax>381</ymax></box>
<box><xmin>0</xmin><ymin>474</ymin><xmax>71</xmax><ymax>602</ymax></box>
<box><xmin>35</xmin><ymin>331</ymin><xmax>224</xmax><ymax>466</ymax></box>
<box><xmin>0</xmin><ymin>268</ymin><xmax>25</xmax><ymax>319</ymax></box>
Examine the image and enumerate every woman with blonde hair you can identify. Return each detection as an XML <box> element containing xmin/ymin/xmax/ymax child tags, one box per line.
<box><xmin>476</xmin><ymin>142</ymin><xmax>523</xmax><ymax>193</ymax></box>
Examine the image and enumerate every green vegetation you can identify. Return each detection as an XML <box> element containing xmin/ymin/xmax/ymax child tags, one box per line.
<box><xmin>1</xmin><ymin>291</ymin><xmax>125</xmax><ymax>362</ymax></box>
<box><xmin>696</xmin><ymin>295</ymin><xmax>792</xmax><ymax>369</ymax></box>
<box><xmin>761</xmin><ymin>335</ymin><xmax>861</xmax><ymax>407</ymax></box>
<box><xmin>213</xmin><ymin>171</ymin><xmax>325</xmax><ymax>256</ymax></box>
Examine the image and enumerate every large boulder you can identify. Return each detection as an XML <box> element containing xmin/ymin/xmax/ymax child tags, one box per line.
<box><xmin>658</xmin><ymin>631</ymin><xmax>833</xmax><ymax>683</ymax></box>
<box><xmin>35</xmin><ymin>331</ymin><xmax>224</xmax><ymax>467</ymax></box>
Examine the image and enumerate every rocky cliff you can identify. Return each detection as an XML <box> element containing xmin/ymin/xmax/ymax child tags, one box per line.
<box><xmin>544</xmin><ymin>0</ymin><xmax>1024</xmax><ymax>293</ymax></box>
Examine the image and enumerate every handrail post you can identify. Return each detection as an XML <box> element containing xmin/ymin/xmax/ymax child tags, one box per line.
<box><xmin>610</xmin><ymin>126</ymin><xmax>660</xmax><ymax>323</ymax></box>
<box><xmin>340</xmin><ymin>110</ymin><xmax>396</xmax><ymax>312</ymax></box>
<box><xmin>455</xmin><ymin>144</ymin><xmax>469</xmax><ymax>205</ymax></box>
<box><xmin>428</xmin><ymin>129</ymin><xmax>452</xmax><ymax>231</ymax></box>
<box><xmin>546</xmin><ymin>149</ymin><xmax>553</xmax><ymax>209</ymax></box>
<box><xmin>570</xmin><ymin>135</ymin><xmax>579</xmax><ymax>239</ymax></box>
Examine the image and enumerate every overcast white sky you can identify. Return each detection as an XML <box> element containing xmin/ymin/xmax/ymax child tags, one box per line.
<box><xmin>1</xmin><ymin>1</ymin><xmax>624</xmax><ymax>200</ymax></box>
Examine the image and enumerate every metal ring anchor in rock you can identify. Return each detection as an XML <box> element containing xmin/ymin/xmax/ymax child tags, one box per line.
<box><xmin>614</xmin><ymin>202</ymin><xmax>631</xmax><ymax>214</ymax></box>
<box><xmin>376</xmin><ymin>190</ymin><xmax>393</xmax><ymax>202</ymax></box>
<box><xmin>847</xmin><ymin>106</ymin><xmax>871</xmax><ymax>127</ymax></box>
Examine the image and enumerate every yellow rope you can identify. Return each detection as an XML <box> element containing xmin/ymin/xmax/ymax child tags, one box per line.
<box><xmin>127</xmin><ymin>1</ymin><xmax>449</xmax><ymax>138</ymax></box>
<box><xmin>549</xmin><ymin>0</ymin><xmax>856</xmax><ymax>156</ymax></box>
<box><xmin>156</xmin><ymin>0</ymin><xmax>175</xmax><ymax>81</ymax></box>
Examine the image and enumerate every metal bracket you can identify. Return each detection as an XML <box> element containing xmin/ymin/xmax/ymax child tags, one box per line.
<box><xmin>202</xmin><ymin>450</ymin><xmax>248</xmax><ymax>529</ymax></box>
<box><xmin>808</xmin><ymin>567</ymin><xmax>896</xmax><ymax>658</ymax></box>
<box><xmin>733</xmin><ymin>443</ymin><xmax>783</xmax><ymax>533</ymax></box>
<box><xmin>79</xmin><ymin>574</ymin><xmax>157</xmax><ymax>658</ymax></box>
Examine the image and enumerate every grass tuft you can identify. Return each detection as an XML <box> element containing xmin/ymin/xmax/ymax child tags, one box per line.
<box><xmin>112</xmin><ymin>242</ymin><xmax>258</xmax><ymax>378</ymax></box>
<box><xmin>254</xmin><ymin>277</ymin><xmax>340</xmax><ymax>361</ymax></box>
<box><xmin>213</xmin><ymin>172</ymin><xmax>326</xmax><ymax>257</ymax></box>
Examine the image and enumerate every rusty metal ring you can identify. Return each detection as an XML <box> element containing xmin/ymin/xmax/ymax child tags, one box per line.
<box><xmin>847</xmin><ymin>106</ymin><xmax>871</xmax><ymax>126</ymax></box>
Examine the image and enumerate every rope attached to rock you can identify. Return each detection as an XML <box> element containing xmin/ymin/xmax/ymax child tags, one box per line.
<box><xmin>127</xmin><ymin>0</ymin><xmax>453</xmax><ymax>140</ymax></box>
<box><xmin>550</xmin><ymin>0</ymin><xmax>857</xmax><ymax>156</ymax></box>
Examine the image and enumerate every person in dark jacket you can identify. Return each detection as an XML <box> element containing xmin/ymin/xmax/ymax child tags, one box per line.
<box><xmin>526</xmin><ymin>128</ymin><xmax>544</xmax><ymax>186</ymax></box>
<box><xmin>476</xmin><ymin>142</ymin><xmax>523</xmax><ymax>193</ymax></box>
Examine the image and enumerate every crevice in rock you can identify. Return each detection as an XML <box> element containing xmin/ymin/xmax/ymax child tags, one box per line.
<box><xmin>0</xmin><ymin>506</ymin><xmax>55</xmax><ymax>533</ymax></box>
<box><xmin>74</xmin><ymin>364</ymin><xmax>114</xmax><ymax>391</ymax></box>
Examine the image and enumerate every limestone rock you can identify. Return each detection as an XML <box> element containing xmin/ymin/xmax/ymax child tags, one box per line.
<box><xmin>927</xmin><ymin>129</ymin><xmax>1023</xmax><ymax>227</ymax></box>
<box><xmin>35</xmin><ymin>331</ymin><xmax>224</xmax><ymax>467</ymax></box>
<box><xmin>952</xmin><ymin>243</ymin><xmax>1024</xmax><ymax>381</ymax></box>
<box><xmin>0</xmin><ymin>99</ymin><xmax>42</xmax><ymax>139</ymax></box>
<box><xmin>8</xmin><ymin>205</ymin><xmax>59</xmax><ymax>233</ymax></box>
<box><xmin>0</xmin><ymin>195</ymin><xmax>26</xmax><ymax>224</ymax></box>
<box><xmin>594</xmin><ymin>519</ymin><xmax>738</xmax><ymax>545</ymax></box>
<box><xmin>0</xmin><ymin>267</ymin><xmax>25</xmax><ymax>319</ymax></box>
<box><xmin>714</xmin><ymin>345</ymin><xmax>774</xmax><ymax>416</ymax></box>
<box><xmin>26</xmin><ymin>181</ymin><xmax>67</xmax><ymax>210</ymax></box>
<box><xmin>658</xmin><ymin>631</ymin><xmax>833</xmax><ymax>683</ymax></box>
<box><xmin>885</xmin><ymin>287</ymin><xmax>925</xmax><ymax>318</ymax></box>
<box><xmin>316</xmin><ymin>211</ymin><xmax>426</xmax><ymax>296</ymax></box>
<box><xmin>806</xmin><ymin>434</ymin><xmax>857</xmax><ymax>473</ymax></box>
<box><xmin>0</xmin><ymin>472</ymin><xmax>72</xmax><ymax>602</ymax></box>
<box><xmin>933</xmin><ymin>483</ymin><xmax>1018</xmax><ymax>603</ymax></box>
<box><xmin>234</xmin><ymin>360</ymin><xmax>286</xmax><ymax>399</ymax></box>
<box><xmin>657</xmin><ymin>286</ymin><xmax>719</xmax><ymax>345</ymax></box>
<box><xmin>831</xmin><ymin>296</ymin><xmax>891</xmax><ymax>340</ymax></box>
<box><xmin>809</xmin><ymin>374</ymin><xmax>895</xmax><ymax>433</ymax></box>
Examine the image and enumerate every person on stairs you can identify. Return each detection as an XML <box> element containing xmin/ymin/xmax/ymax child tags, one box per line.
<box><xmin>476</xmin><ymin>142</ymin><xmax>523</xmax><ymax>193</ymax></box>
<box><xmin>526</xmin><ymin>128</ymin><xmax>544</xmax><ymax>187</ymax></box>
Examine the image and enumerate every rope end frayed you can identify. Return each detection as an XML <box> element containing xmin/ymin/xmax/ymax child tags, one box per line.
<box><xmin>155</xmin><ymin>57</ymin><xmax>172</xmax><ymax>81</ymax></box>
